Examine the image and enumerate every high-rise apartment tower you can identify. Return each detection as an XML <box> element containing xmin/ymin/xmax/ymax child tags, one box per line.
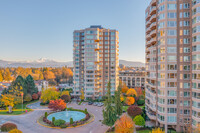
<box><xmin>73</xmin><ymin>25</ymin><xmax>119</xmax><ymax>99</ymax></box>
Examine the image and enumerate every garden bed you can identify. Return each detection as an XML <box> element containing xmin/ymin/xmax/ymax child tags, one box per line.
<box><xmin>39</xmin><ymin>108</ymin><xmax>94</xmax><ymax>128</ymax></box>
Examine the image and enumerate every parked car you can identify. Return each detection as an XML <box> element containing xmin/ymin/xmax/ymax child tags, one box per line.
<box><xmin>93</xmin><ymin>102</ymin><xmax>98</xmax><ymax>106</ymax></box>
<box><xmin>88</xmin><ymin>101</ymin><xmax>93</xmax><ymax>105</ymax></box>
<box><xmin>97</xmin><ymin>102</ymin><xmax>104</xmax><ymax>107</ymax></box>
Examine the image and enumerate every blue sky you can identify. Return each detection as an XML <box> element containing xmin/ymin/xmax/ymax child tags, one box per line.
<box><xmin>0</xmin><ymin>0</ymin><xmax>151</xmax><ymax>63</ymax></box>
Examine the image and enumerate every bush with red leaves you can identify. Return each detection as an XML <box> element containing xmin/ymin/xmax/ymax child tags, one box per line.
<box><xmin>48</xmin><ymin>99</ymin><xmax>66</xmax><ymax>111</ymax></box>
<box><xmin>61</xmin><ymin>95</ymin><xmax>71</xmax><ymax>103</ymax></box>
<box><xmin>32</xmin><ymin>93</ymin><xmax>39</xmax><ymax>100</ymax></box>
<box><xmin>1</xmin><ymin>123</ymin><xmax>17</xmax><ymax>132</ymax></box>
<box><xmin>127</xmin><ymin>105</ymin><xmax>143</xmax><ymax>118</ymax></box>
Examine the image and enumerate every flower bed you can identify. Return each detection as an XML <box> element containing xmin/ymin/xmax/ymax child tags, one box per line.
<box><xmin>42</xmin><ymin>108</ymin><xmax>91</xmax><ymax>128</ymax></box>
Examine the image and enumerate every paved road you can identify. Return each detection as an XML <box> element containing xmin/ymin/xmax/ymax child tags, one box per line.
<box><xmin>0</xmin><ymin>102</ymin><xmax>108</xmax><ymax>133</ymax></box>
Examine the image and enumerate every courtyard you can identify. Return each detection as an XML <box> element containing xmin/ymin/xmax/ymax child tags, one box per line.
<box><xmin>0</xmin><ymin>102</ymin><xmax>108</xmax><ymax>133</ymax></box>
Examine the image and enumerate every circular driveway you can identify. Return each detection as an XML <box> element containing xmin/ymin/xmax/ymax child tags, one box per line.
<box><xmin>0</xmin><ymin>102</ymin><xmax>108</xmax><ymax>133</ymax></box>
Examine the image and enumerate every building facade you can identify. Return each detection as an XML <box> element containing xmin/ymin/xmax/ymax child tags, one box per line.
<box><xmin>119</xmin><ymin>70</ymin><xmax>145</xmax><ymax>89</ymax></box>
<box><xmin>145</xmin><ymin>0</ymin><xmax>195</xmax><ymax>132</ymax></box>
<box><xmin>73</xmin><ymin>25</ymin><xmax>119</xmax><ymax>99</ymax></box>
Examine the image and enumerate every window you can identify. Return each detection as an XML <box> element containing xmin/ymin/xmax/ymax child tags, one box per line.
<box><xmin>168</xmin><ymin>4</ymin><xmax>177</xmax><ymax>10</ymax></box>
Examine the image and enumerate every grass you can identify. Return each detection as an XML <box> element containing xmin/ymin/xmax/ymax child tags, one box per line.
<box><xmin>137</xmin><ymin>130</ymin><xmax>151</xmax><ymax>133</ymax></box>
<box><xmin>0</xmin><ymin>100</ymin><xmax>39</xmax><ymax>115</ymax></box>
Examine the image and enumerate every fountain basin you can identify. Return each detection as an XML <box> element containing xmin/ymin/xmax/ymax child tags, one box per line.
<box><xmin>47</xmin><ymin>111</ymin><xmax>86</xmax><ymax>123</ymax></box>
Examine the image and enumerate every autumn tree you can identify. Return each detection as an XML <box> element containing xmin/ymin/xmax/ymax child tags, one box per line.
<box><xmin>40</xmin><ymin>87</ymin><xmax>60</xmax><ymax>103</ymax></box>
<box><xmin>127</xmin><ymin>105</ymin><xmax>143</xmax><ymax>118</ymax></box>
<box><xmin>43</xmin><ymin>68</ymin><xmax>55</xmax><ymax>80</ymax></box>
<box><xmin>115</xmin><ymin>82</ymin><xmax>123</xmax><ymax>116</ymax></box>
<box><xmin>48</xmin><ymin>99</ymin><xmax>66</xmax><ymax>111</ymax></box>
<box><xmin>80</xmin><ymin>88</ymin><xmax>85</xmax><ymax>101</ymax></box>
<box><xmin>125</xmin><ymin>97</ymin><xmax>135</xmax><ymax>105</ymax></box>
<box><xmin>115</xmin><ymin>114</ymin><xmax>135</xmax><ymax>133</ymax></box>
<box><xmin>121</xmin><ymin>81</ymin><xmax>129</xmax><ymax>93</ymax></box>
<box><xmin>0</xmin><ymin>69</ymin><xmax>3</xmax><ymax>82</ymax></box>
<box><xmin>103</xmin><ymin>81</ymin><xmax>117</xmax><ymax>126</ymax></box>
<box><xmin>61</xmin><ymin>95</ymin><xmax>71</xmax><ymax>103</ymax></box>
<box><xmin>194</xmin><ymin>124</ymin><xmax>200</xmax><ymax>133</ymax></box>
<box><xmin>3</xmin><ymin>68</ymin><xmax>12</xmax><ymax>81</ymax></box>
<box><xmin>134</xmin><ymin>87</ymin><xmax>143</xmax><ymax>97</ymax></box>
<box><xmin>61</xmin><ymin>91</ymin><xmax>70</xmax><ymax>97</ymax></box>
<box><xmin>126</xmin><ymin>88</ymin><xmax>137</xmax><ymax>97</ymax></box>
<box><xmin>1</xmin><ymin>94</ymin><xmax>15</xmax><ymax>113</ymax></box>
<box><xmin>151</xmin><ymin>128</ymin><xmax>165</xmax><ymax>133</ymax></box>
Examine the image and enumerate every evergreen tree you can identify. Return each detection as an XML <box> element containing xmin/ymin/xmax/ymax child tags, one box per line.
<box><xmin>25</xmin><ymin>75</ymin><xmax>38</xmax><ymax>95</ymax></box>
<box><xmin>103</xmin><ymin>81</ymin><xmax>117</xmax><ymax>126</ymax></box>
<box><xmin>115</xmin><ymin>82</ymin><xmax>123</xmax><ymax>116</ymax></box>
<box><xmin>10</xmin><ymin>76</ymin><xmax>27</xmax><ymax>96</ymax></box>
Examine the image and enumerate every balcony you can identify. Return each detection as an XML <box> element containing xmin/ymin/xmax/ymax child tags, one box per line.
<box><xmin>150</xmin><ymin>22</ymin><xmax>156</xmax><ymax>30</ymax></box>
<box><xmin>150</xmin><ymin>30</ymin><xmax>156</xmax><ymax>38</ymax></box>
<box><xmin>150</xmin><ymin>6</ymin><xmax>156</xmax><ymax>16</ymax></box>
<box><xmin>147</xmin><ymin>112</ymin><xmax>156</xmax><ymax>120</ymax></box>
<box><xmin>95</xmin><ymin>39</ymin><xmax>100</xmax><ymax>42</ymax></box>
<box><xmin>150</xmin><ymin>14</ymin><xmax>156</xmax><ymax>23</ymax></box>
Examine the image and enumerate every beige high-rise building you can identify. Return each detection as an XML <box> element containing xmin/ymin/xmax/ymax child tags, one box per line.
<box><xmin>145</xmin><ymin>0</ymin><xmax>198</xmax><ymax>132</ymax></box>
<box><xmin>73</xmin><ymin>25</ymin><xmax>119</xmax><ymax>99</ymax></box>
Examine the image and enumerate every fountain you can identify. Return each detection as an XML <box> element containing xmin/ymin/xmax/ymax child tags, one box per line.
<box><xmin>47</xmin><ymin>110</ymin><xmax>86</xmax><ymax>122</ymax></box>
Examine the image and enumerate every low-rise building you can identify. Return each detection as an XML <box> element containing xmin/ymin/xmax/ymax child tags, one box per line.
<box><xmin>119</xmin><ymin>70</ymin><xmax>145</xmax><ymax>89</ymax></box>
<box><xmin>34</xmin><ymin>80</ymin><xmax>48</xmax><ymax>92</ymax></box>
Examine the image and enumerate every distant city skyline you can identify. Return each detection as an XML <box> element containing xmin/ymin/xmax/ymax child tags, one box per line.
<box><xmin>0</xmin><ymin>0</ymin><xmax>151</xmax><ymax>63</ymax></box>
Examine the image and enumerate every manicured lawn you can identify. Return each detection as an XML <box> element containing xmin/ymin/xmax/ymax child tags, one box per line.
<box><xmin>0</xmin><ymin>100</ymin><xmax>38</xmax><ymax>115</ymax></box>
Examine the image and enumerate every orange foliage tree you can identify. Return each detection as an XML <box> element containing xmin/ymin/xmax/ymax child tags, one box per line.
<box><xmin>125</xmin><ymin>97</ymin><xmax>135</xmax><ymax>105</ymax></box>
<box><xmin>126</xmin><ymin>89</ymin><xmax>137</xmax><ymax>97</ymax></box>
<box><xmin>115</xmin><ymin>114</ymin><xmax>135</xmax><ymax>133</ymax></box>
<box><xmin>121</xmin><ymin>82</ymin><xmax>129</xmax><ymax>93</ymax></box>
<box><xmin>48</xmin><ymin>99</ymin><xmax>66</xmax><ymax>111</ymax></box>
<box><xmin>134</xmin><ymin>87</ymin><xmax>143</xmax><ymax>97</ymax></box>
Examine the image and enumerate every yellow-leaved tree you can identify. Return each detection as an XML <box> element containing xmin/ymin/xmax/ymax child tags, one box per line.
<box><xmin>1</xmin><ymin>94</ymin><xmax>15</xmax><ymax>107</ymax></box>
<box><xmin>126</xmin><ymin>88</ymin><xmax>137</xmax><ymax>97</ymax></box>
<box><xmin>61</xmin><ymin>91</ymin><xmax>70</xmax><ymax>97</ymax></box>
<box><xmin>80</xmin><ymin>88</ymin><xmax>85</xmax><ymax>101</ymax></box>
<box><xmin>40</xmin><ymin>87</ymin><xmax>60</xmax><ymax>103</ymax></box>
<box><xmin>121</xmin><ymin>82</ymin><xmax>129</xmax><ymax>93</ymax></box>
<box><xmin>115</xmin><ymin>113</ymin><xmax>135</xmax><ymax>133</ymax></box>
<box><xmin>151</xmin><ymin>128</ymin><xmax>165</xmax><ymax>133</ymax></box>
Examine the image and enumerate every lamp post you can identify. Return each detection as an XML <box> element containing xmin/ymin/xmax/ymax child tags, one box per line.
<box><xmin>21</xmin><ymin>92</ymin><xmax>24</xmax><ymax>112</ymax></box>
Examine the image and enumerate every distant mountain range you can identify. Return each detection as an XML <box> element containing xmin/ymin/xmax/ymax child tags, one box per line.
<box><xmin>0</xmin><ymin>58</ymin><xmax>144</xmax><ymax>68</ymax></box>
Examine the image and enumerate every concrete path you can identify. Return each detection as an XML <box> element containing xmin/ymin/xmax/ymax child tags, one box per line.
<box><xmin>0</xmin><ymin>102</ymin><xmax>108</xmax><ymax>133</ymax></box>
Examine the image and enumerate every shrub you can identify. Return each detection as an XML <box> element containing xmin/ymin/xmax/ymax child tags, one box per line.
<box><xmin>61</xmin><ymin>95</ymin><xmax>71</xmax><ymax>103</ymax></box>
<box><xmin>1</xmin><ymin>123</ymin><xmax>17</xmax><ymax>132</ymax></box>
<box><xmin>127</xmin><ymin>105</ymin><xmax>142</xmax><ymax>118</ymax></box>
<box><xmin>133</xmin><ymin>115</ymin><xmax>145</xmax><ymax>126</ymax></box>
<box><xmin>137</xmin><ymin>99</ymin><xmax>145</xmax><ymax>106</ymax></box>
<box><xmin>45</xmin><ymin>112</ymin><xmax>48</xmax><ymax>118</ymax></box>
<box><xmin>151</xmin><ymin>128</ymin><xmax>165</xmax><ymax>133</ymax></box>
<box><xmin>32</xmin><ymin>93</ymin><xmax>39</xmax><ymax>100</ymax></box>
<box><xmin>9</xmin><ymin>129</ymin><xmax>22</xmax><ymax>133</ymax></box>
<box><xmin>126</xmin><ymin>89</ymin><xmax>137</xmax><ymax>97</ymax></box>
<box><xmin>115</xmin><ymin>114</ymin><xmax>135</xmax><ymax>133</ymax></box>
<box><xmin>60</xmin><ymin>124</ymin><xmax>67</xmax><ymax>128</ymax></box>
<box><xmin>70</xmin><ymin>118</ymin><xmax>73</xmax><ymax>124</ymax></box>
<box><xmin>53</xmin><ymin>119</ymin><xmax>66</xmax><ymax>126</ymax></box>
<box><xmin>24</xmin><ymin>94</ymin><xmax>32</xmax><ymax>102</ymax></box>
<box><xmin>85</xmin><ymin>108</ymin><xmax>88</xmax><ymax>114</ymax></box>
<box><xmin>48</xmin><ymin>99</ymin><xmax>66</xmax><ymax>111</ymax></box>
<box><xmin>52</xmin><ymin>117</ymin><xmax>55</xmax><ymax>124</ymax></box>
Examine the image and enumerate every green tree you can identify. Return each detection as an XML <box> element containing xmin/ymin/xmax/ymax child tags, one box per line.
<box><xmin>103</xmin><ymin>81</ymin><xmax>117</xmax><ymax>126</ymax></box>
<box><xmin>25</xmin><ymin>75</ymin><xmax>38</xmax><ymax>95</ymax></box>
<box><xmin>10</xmin><ymin>76</ymin><xmax>26</xmax><ymax>96</ymax></box>
<box><xmin>40</xmin><ymin>87</ymin><xmax>60</xmax><ymax>103</ymax></box>
<box><xmin>115</xmin><ymin>82</ymin><xmax>123</xmax><ymax>116</ymax></box>
<box><xmin>133</xmin><ymin>115</ymin><xmax>145</xmax><ymax>126</ymax></box>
